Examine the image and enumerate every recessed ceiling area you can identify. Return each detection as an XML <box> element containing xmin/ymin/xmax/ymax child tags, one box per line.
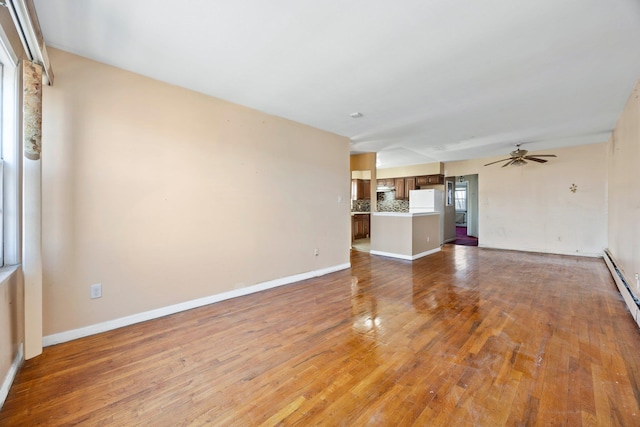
<box><xmin>33</xmin><ymin>0</ymin><xmax>640</xmax><ymax>168</ymax></box>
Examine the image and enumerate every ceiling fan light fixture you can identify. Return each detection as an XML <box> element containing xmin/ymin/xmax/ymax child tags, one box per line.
<box><xmin>484</xmin><ymin>143</ymin><xmax>557</xmax><ymax>168</ymax></box>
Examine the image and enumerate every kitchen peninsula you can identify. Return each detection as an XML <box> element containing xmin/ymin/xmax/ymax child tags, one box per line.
<box><xmin>370</xmin><ymin>211</ymin><xmax>441</xmax><ymax>260</ymax></box>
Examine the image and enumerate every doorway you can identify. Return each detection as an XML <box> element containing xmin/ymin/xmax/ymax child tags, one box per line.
<box><xmin>453</xmin><ymin>174</ymin><xmax>478</xmax><ymax>246</ymax></box>
<box><xmin>351</xmin><ymin>169</ymin><xmax>372</xmax><ymax>253</ymax></box>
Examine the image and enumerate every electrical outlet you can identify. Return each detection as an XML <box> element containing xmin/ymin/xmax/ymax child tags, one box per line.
<box><xmin>314</xmin><ymin>248</ymin><xmax>319</xmax><ymax>256</ymax></box>
<box><xmin>635</xmin><ymin>273</ymin><xmax>639</xmax><ymax>288</ymax></box>
<box><xmin>90</xmin><ymin>283</ymin><xmax>102</xmax><ymax>299</ymax></box>
<box><xmin>427</xmin><ymin>236</ymin><xmax>430</xmax><ymax>242</ymax></box>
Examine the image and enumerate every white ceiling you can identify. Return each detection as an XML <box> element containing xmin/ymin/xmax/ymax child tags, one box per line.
<box><xmin>33</xmin><ymin>0</ymin><xmax>640</xmax><ymax>168</ymax></box>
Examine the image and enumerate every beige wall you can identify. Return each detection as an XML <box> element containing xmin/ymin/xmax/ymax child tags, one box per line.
<box><xmin>0</xmin><ymin>272</ymin><xmax>23</xmax><ymax>391</ymax></box>
<box><xmin>350</xmin><ymin>153</ymin><xmax>377</xmax><ymax>207</ymax></box>
<box><xmin>371</xmin><ymin>214</ymin><xmax>439</xmax><ymax>258</ymax></box>
<box><xmin>41</xmin><ymin>49</ymin><xmax>351</xmax><ymax>335</ymax></box>
<box><xmin>445</xmin><ymin>142</ymin><xmax>608</xmax><ymax>256</ymax></box>
<box><xmin>377</xmin><ymin>162</ymin><xmax>443</xmax><ymax>179</ymax></box>
<box><xmin>371</xmin><ymin>215</ymin><xmax>413</xmax><ymax>255</ymax></box>
<box><xmin>607</xmin><ymin>79</ymin><xmax>640</xmax><ymax>289</ymax></box>
<box><xmin>351</xmin><ymin>170</ymin><xmax>371</xmax><ymax>180</ymax></box>
<box><xmin>411</xmin><ymin>215</ymin><xmax>441</xmax><ymax>255</ymax></box>
<box><xmin>350</xmin><ymin>153</ymin><xmax>376</xmax><ymax>171</ymax></box>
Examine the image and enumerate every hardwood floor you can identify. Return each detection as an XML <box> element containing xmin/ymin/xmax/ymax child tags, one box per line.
<box><xmin>2</xmin><ymin>246</ymin><xmax>640</xmax><ymax>426</ymax></box>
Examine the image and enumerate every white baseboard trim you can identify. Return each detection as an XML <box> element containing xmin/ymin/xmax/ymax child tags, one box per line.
<box><xmin>477</xmin><ymin>244</ymin><xmax>603</xmax><ymax>258</ymax></box>
<box><xmin>0</xmin><ymin>343</ymin><xmax>23</xmax><ymax>409</ymax></box>
<box><xmin>370</xmin><ymin>247</ymin><xmax>441</xmax><ymax>261</ymax></box>
<box><xmin>603</xmin><ymin>249</ymin><xmax>640</xmax><ymax>329</ymax></box>
<box><xmin>43</xmin><ymin>262</ymin><xmax>351</xmax><ymax>347</ymax></box>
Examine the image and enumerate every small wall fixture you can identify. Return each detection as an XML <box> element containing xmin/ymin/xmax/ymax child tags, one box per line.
<box><xmin>350</xmin><ymin>112</ymin><xmax>363</xmax><ymax>118</ymax></box>
<box><xmin>570</xmin><ymin>184</ymin><xmax>577</xmax><ymax>193</ymax></box>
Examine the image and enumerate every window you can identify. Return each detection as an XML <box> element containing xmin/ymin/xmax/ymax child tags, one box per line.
<box><xmin>0</xmin><ymin>61</ymin><xmax>3</xmax><ymax>265</ymax></box>
<box><xmin>455</xmin><ymin>183</ymin><xmax>467</xmax><ymax>211</ymax></box>
<box><xmin>0</xmin><ymin>26</ymin><xmax>19</xmax><ymax>267</ymax></box>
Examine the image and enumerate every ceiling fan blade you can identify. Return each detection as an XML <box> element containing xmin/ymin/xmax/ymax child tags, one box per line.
<box><xmin>526</xmin><ymin>154</ymin><xmax>557</xmax><ymax>157</ymax></box>
<box><xmin>501</xmin><ymin>159</ymin><xmax>516</xmax><ymax>168</ymax></box>
<box><xmin>524</xmin><ymin>157</ymin><xmax>548</xmax><ymax>163</ymax></box>
<box><xmin>484</xmin><ymin>157</ymin><xmax>513</xmax><ymax>166</ymax></box>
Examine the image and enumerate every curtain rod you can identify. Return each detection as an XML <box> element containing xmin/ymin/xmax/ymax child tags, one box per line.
<box><xmin>6</xmin><ymin>0</ymin><xmax>53</xmax><ymax>85</ymax></box>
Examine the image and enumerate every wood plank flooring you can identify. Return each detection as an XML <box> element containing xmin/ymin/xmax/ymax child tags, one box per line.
<box><xmin>2</xmin><ymin>245</ymin><xmax>640</xmax><ymax>426</ymax></box>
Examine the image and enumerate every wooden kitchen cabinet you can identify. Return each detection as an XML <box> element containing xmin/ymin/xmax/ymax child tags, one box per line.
<box><xmin>362</xmin><ymin>180</ymin><xmax>370</xmax><ymax>199</ymax></box>
<box><xmin>351</xmin><ymin>179</ymin><xmax>371</xmax><ymax>200</ymax></box>
<box><xmin>377</xmin><ymin>175</ymin><xmax>442</xmax><ymax>198</ymax></box>
<box><xmin>405</xmin><ymin>177</ymin><xmax>416</xmax><ymax>197</ymax></box>
<box><xmin>352</xmin><ymin>214</ymin><xmax>370</xmax><ymax>240</ymax></box>
<box><xmin>380</xmin><ymin>177</ymin><xmax>415</xmax><ymax>200</ymax></box>
<box><xmin>427</xmin><ymin>174</ymin><xmax>445</xmax><ymax>185</ymax></box>
<box><xmin>416</xmin><ymin>174</ymin><xmax>445</xmax><ymax>186</ymax></box>
<box><xmin>394</xmin><ymin>178</ymin><xmax>405</xmax><ymax>200</ymax></box>
<box><xmin>363</xmin><ymin>214</ymin><xmax>370</xmax><ymax>238</ymax></box>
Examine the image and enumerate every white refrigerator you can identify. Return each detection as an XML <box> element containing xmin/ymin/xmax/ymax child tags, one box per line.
<box><xmin>409</xmin><ymin>189</ymin><xmax>444</xmax><ymax>244</ymax></box>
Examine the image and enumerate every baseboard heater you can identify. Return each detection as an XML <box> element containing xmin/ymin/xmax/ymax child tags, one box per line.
<box><xmin>603</xmin><ymin>248</ymin><xmax>640</xmax><ymax>328</ymax></box>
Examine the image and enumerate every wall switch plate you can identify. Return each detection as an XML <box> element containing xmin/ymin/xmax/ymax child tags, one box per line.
<box><xmin>90</xmin><ymin>283</ymin><xmax>102</xmax><ymax>299</ymax></box>
<box><xmin>314</xmin><ymin>248</ymin><xmax>319</xmax><ymax>256</ymax></box>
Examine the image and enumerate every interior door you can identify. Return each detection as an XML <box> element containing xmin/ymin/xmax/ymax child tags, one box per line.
<box><xmin>466</xmin><ymin>174</ymin><xmax>479</xmax><ymax>237</ymax></box>
<box><xmin>443</xmin><ymin>177</ymin><xmax>457</xmax><ymax>243</ymax></box>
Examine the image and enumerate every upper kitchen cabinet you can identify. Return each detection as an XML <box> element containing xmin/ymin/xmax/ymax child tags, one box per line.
<box><xmin>351</xmin><ymin>179</ymin><xmax>371</xmax><ymax>200</ymax></box>
<box><xmin>394</xmin><ymin>178</ymin><xmax>405</xmax><ymax>200</ymax></box>
<box><xmin>391</xmin><ymin>177</ymin><xmax>416</xmax><ymax>201</ymax></box>
<box><xmin>429</xmin><ymin>174</ymin><xmax>445</xmax><ymax>185</ymax></box>
<box><xmin>377</xmin><ymin>178</ymin><xmax>394</xmax><ymax>188</ymax></box>
<box><xmin>416</xmin><ymin>174</ymin><xmax>445</xmax><ymax>186</ymax></box>
<box><xmin>362</xmin><ymin>180</ymin><xmax>370</xmax><ymax>199</ymax></box>
<box><xmin>405</xmin><ymin>177</ymin><xmax>416</xmax><ymax>196</ymax></box>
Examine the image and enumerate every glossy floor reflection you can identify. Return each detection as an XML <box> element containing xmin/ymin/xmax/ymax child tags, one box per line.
<box><xmin>2</xmin><ymin>246</ymin><xmax>640</xmax><ymax>426</ymax></box>
<box><xmin>351</xmin><ymin>238</ymin><xmax>371</xmax><ymax>253</ymax></box>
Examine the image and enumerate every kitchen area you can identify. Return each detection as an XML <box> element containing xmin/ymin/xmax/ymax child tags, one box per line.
<box><xmin>351</xmin><ymin>157</ymin><xmax>454</xmax><ymax>260</ymax></box>
<box><xmin>350</xmin><ymin>172</ymin><xmax>372</xmax><ymax>243</ymax></box>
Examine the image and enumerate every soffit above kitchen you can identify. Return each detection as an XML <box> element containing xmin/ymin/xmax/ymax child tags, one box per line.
<box><xmin>33</xmin><ymin>0</ymin><xmax>640</xmax><ymax>168</ymax></box>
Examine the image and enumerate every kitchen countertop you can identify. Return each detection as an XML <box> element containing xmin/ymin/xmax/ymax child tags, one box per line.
<box><xmin>372</xmin><ymin>211</ymin><xmax>439</xmax><ymax>217</ymax></box>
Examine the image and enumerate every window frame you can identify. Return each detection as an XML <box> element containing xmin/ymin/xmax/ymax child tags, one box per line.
<box><xmin>0</xmin><ymin>24</ymin><xmax>20</xmax><ymax>267</ymax></box>
<box><xmin>455</xmin><ymin>182</ymin><xmax>468</xmax><ymax>212</ymax></box>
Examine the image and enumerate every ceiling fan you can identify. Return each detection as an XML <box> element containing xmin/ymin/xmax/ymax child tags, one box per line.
<box><xmin>484</xmin><ymin>144</ymin><xmax>557</xmax><ymax>167</ymax></box>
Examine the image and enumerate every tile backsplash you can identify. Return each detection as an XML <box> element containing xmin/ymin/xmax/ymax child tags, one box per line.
<box><xmin>377</xmin><ymin>191</ymin><xmax>409</xmax><ymax>212</ymax></box>
<box><xmin>351</xmin><ymin>191</ymin><xmax>409</xmax><ymax>213</ymax></box>
<box><xmin>351</xmin><ymin>200</ymin><xmax>371</xmax><ymax>212</ymax></box>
